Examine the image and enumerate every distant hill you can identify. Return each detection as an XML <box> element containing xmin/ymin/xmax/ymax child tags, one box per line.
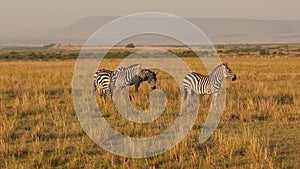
<box><xmin>2</xmin><ymin>16</ymin><xmax>300</xmax><ymax>45</ymax></box>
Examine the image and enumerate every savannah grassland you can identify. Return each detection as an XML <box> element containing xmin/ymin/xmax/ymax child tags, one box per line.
<box><xmin>0</xmin><ymin>45</ymin><xmax>300</xmax><ymax>168</ymax></box>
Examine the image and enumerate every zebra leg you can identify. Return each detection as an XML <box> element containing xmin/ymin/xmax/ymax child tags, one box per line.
<box><xmin>186</xmin><ymin>88</ymin><xmax>193</xmax><ymax>107</ymax></box>
<box><xmin>134</xmin><ymin>81</ymin><xmax>141</xmax><ymax>93</ymax></box>
<box><xmin>102</xmin><ymin>93</ymin><xmax>105</xmax><ymax>101</ymax></box>
<box><xmin>211</xmin><ymin>92</ymin><xmax>218</xmax><ymax>108</ymax></box>
<box><xmin>108</xmin><ymin>89</ymin><xmax>112</xmax><ymax>99</ymax></box>
<box><xmin>109</xmin><ymin>89</ymin><xmax>113</xmax><ymax>98</ymax></box>
<box><xmin>93</xmin><ymin>84</ymin><xmax>96</xmax><ymax>95</ymax></box>
<box><xmin>205</xmin><ymin>94</ymin><xmax>211</xmax><ymax>106</ymax></box>
<box><xmin>96</xmin><ymin>88</ymin><xmax>101</xmax><ymax>97</ymax></box>
<box><xmin>190</xmin><ymin>90</ymin><xmax>195</xmax><ymax>108</ymax></box>
<box><xmin>109</xmin><ymin>81</ymin><xmax>115</xmax><ymax>98</ymax></box>
<box><xmin>184</xmin><ymin>87</ymin><xmax>188</xmax><ymax>100</ymax></box>
<box><xmin>213</xmin><ymin>93</ymin><xmax>218</xmax><ymax>102</ymax></box>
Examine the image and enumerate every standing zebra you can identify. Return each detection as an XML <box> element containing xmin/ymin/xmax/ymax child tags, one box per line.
<box><xmin>111</xmin><ymin>64</ymin><xmax>143</xmax><ymax>94</ymax></box>
<box><xmin>129</xmin><ymin>69</ymin><xmax>157</xmax><ymax>93</ymax></box>
<box><xmin>94</xmin><ymin>67</ymin><xmax>157</xmax><ymax>99</ymax></box>
<box><xmin>93</xmin><ymin>69</ymin><xmax>114</xmax><ymax>99</ymax></box>
<box><xmin>183</xmin><ymin>63</ymin><xmax>236</xmax><ymax>103</ymax></box>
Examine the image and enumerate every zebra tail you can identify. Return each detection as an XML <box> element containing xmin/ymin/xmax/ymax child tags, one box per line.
<box><xmin>93</xmin><ymin>82</ymin><xmax>96</xmax><ymax>95</ymax></box>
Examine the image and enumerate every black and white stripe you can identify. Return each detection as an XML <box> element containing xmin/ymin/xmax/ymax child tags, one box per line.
<box><xmin>93</xmin><ymin>69</ymin><xmax>113</xmax><ymax>98</ymax></box>
<box><xmin>93</xmin><ymin>65</ymin><xmax>157</xmax><ymax>100</ymax></box>
<box><xmin>183</xmin><ymin>63</ymin><xmax>236</xmax><ymax>100</ymax></box>
<box><xmin>111</xmin><ymin>64</ymin><xmax>143</xmax><ymax>93</ymax></box>
<box><xmin>129</xmin><ymin>69</ymin><xmax>157</xmax><ymax>93</ymax></box>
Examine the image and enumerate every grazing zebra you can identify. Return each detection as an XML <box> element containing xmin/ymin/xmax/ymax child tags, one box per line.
<box><xmin>93</xmin><ymin>66</ymin><xmax>157</xmax><ymax>99</ymax></box>
<box><xmin>129</xmin><ymin>69</ymin><xmax>157</xmax><ymax>93</ymax></box>
<box><xmin>183</xmin><ymin>63</ymin><xmax>236</xmax><ymax>103</ymax></box>
<box><xmin>111</xmin><ymin>64</ymin><xmax>143</xmax><ymax>94</ymax></box>
<box><xmin>93</xmin><ymin>69</ymin><xmax>113</xmax><ymax>99</ymax></box>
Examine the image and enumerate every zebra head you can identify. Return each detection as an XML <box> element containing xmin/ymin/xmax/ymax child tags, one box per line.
<box><xmin>222</xmin><ymin>63</ymin><xmax>237</xmax><ymax>81</ymax></box>
<box><xmin>144</xmin><ymin>69</ymin><xmax>157</xmax><ymax>90</ymax></box>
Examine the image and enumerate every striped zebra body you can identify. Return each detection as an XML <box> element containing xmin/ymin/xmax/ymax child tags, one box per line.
<box><xmin>129</xmin><ymin>69</ymin><xmax>157</xmax><ymax>92</ymax></box>
<box><xmin>183</xmin><ymin>72</ymin><xmax>211</xmax><ymax>99</ymax></box>
<box><xmin>93</xmin><ymin>69</ymin><xmax>113</xmax><ymax>98</ymax></box>
<box><xmin>183</xmin><ymin>63</ymin><xmax>236</xmax><ymax>100</ymax></box>
<box><xmin>111</xmin><ymin>64</ymin><xmax>143</xmax><ymax>93</ymax></box>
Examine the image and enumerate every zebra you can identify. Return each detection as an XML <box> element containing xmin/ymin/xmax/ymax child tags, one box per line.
<box><xmin>93</xmin><ymin>69</ymin><xmax>113</xmax><ymax>99</ymax></box>
<box><xmin>129</xmin><ymin>69</ymin><xmax>157</xmax><ymax>93</ymax></box>
<box><xmin>111</xmin><ymin>64</ymin><xmax>143</xmax><ymax>94</ymax></box>
<box><xmin>183</xmin><ymin>63</ymin><xmax>236</xmax><ymax>103</ymax></box>
<box><xmin>93</xmin><ymin>66</ymin><xmax>157</xmax><ymax>99</ymax></box>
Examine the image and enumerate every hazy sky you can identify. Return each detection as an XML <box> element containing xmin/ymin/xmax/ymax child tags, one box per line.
<box><xmin>1</xmin><ymin>0</ymin><xmax>300</xmax><ymax>37</ymax></box>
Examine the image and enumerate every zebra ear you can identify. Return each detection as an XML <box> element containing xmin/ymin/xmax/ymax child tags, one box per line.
<box><xmin>154</xmin><ymin>72</ymin><xmax>158</xmax><ymax>75</ymax></box>
<box><xmin>223</xmin><ymin>62</ymin><xmax>228</xmax><ymax>66</ymax></box>
<box><xmin>137</xmin><ymin>64</ymin><xmax>141</xmax><ymax>68</ymax></box>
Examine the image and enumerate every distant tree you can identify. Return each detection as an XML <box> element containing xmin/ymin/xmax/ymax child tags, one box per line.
<box><xmin>125</xmin><ymin>43</ymin><xmax>135</xmax><ymax>48</ymax></box>
<box><xmin>42</xmin><ymin>43</ymin><xmax>56</xmax><ymax>49</ymax></box>
<box><xmin>259</xmin><ymin>49</ymin><xmax>269</xmax><ymax>56</ymax></box>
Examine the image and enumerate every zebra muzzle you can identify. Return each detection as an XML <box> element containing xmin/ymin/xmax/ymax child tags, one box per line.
<box><xmin>231</xmin><ymin>74</ymin><xmax>237</xmax><ymax>81</ymax></box>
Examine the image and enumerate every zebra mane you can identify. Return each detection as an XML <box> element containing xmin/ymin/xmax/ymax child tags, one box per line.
<box><xmin>116</xmin><ymin>64</ymin><xmax>141</xmax><ymax>72</ymax></box>
<box><xmin>127</xmin><ymin>64</ymin><xmax>141</xmax><ymax>69</ymax></box>
<box><xmin>116</xmin><ymin>67</ymin><xmax>126</xmax><ymax>72</ymax></box>
<box><xmin>210</xmin><ymin>63</ymin><xmax>227</xmax><ymax>75</ymax></box>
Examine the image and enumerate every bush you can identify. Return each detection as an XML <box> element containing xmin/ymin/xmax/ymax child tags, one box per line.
<box><xmin>42</xmin><ymin>43</ymin><xmax>56</xmax><ymax>49</ymax></box>
<box><xmin>125</xmin><ymin>43</ymin><xmax>135</xmax><ymax>48</ymax></box>
<box><xmin>259</xmin><ymin>49</ymin><xmax>269</xmax><ymax>55</ymax></box>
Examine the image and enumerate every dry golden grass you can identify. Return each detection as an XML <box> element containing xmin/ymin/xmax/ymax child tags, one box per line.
<box><xmin>0</xmin><ymin>55</ymin><xmax>300</xmax><ymax>168</ymax></box>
